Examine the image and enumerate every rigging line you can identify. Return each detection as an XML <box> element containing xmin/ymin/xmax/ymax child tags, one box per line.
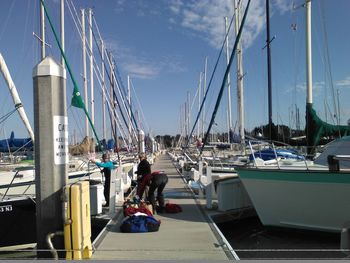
<box><xmin>94</xmin><ymin>46</ymin><xmax>137</xmax><ymax>138</ymax></box>
<box><xmin>71</xmin><ymin>0</ymin><xmax>138</xmax><ymax>138</ymax></box>
<box><xmin>103</xmin><ymin>86</ymin><xmax>129</xmax><ymax>145</ymax></box>
<box><xmin>318</xmin><ymin>1</ymin><xmax>338</xmax><ymax>127</ymax></box>
<box><xmin>129</xmin><ymin>79</ymin><xmax>150</xmax><ymax>133</ymax></box>
<box><xmin>40</xmin><ymin>0</ymin><xmax>102</xmax><ymax>149</ymax></box>
<box><xmin>183</xmin><ymin>86</ymin><xmax>201</xmax><ymax>141</ymax></box>
<box><xmin>68</xmin><ymin>104</ymin><xmax>87</xmax><ymax>142</ymax></box>
<box><xmin>0</xmin><ymin>0</ymin><xmax>16</xmax><ymax>42</ymax></box>
<box><xmin>109</xmin><ymin>57</ymin><xmax>139</xmax><ymax>140</ymax></box>
<box><xmin>0</xmin><ymin>109</ymin><xmax>18</xmax><ymax>125</ymax></box>
<box><xmin>66</xmin><ymin>0</ymin><xmax>131</xmax><ymax>140</ymax></box>
<box><xmin>185</xmin><ymin>7</ymin><xmax>236</xmax><ymax>149</ymax></box>
<box><xmin>109</xmin><ymin>56</ymin><xmax>139</xmax><ymax>132</ymax></box>
<box><xmin>106</xmin><ymin>102</ymin><xmax>129</xmax><ymax>150</ymax></box>
<box><xmin>105</xmin><ymin>103</ymin><xmax>122</xmax><ymax>159</ymax></box>
<box><xmin>91</xmin><ymin>39</ymin><xmax>139</xmax><ymax>137</ymax></box>
<box><xmin>200</xmin><ymin>0</ymin><xmax>251</xmax><ymax>155</ymax></box>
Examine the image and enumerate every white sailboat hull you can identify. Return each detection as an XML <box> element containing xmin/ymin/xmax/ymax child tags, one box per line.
<box><xmin>237</xmin><ymin>167</ymin><xmax>350</xmax><ymax>233</ymax></box>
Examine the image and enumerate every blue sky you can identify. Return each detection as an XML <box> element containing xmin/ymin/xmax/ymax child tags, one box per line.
<box><xmin>0</xmin><ymin>0</ymin><xmax>350</xmax><ymax>142</ymax></box>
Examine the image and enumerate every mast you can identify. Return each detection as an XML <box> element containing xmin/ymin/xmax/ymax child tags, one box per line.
<box><xmin>202</xmin><ymin>57</ymin><xmax>208</xmax><ymax>138</ymax></box>
<box><xmin>101</xmin><ymin>40</ymin><xmax>106</xmax><ymax>140</ymax></box>
<box><xmin>200</xmin><ymin>0</ymin><xmax>251</xmax><ymax>154</ymax></box>
<box><xmin>305</xmin><ymin>0</ymin><xmax>313</xmax><ymax>153</ymax></box>
<box><xmin>234</xmin><ymin>0</ymin><xmax>245</xmax><ymax>150</ymax></box>
<box><xmin>81</xmin><ymin>9</ymin><xmax>89</xmax><ymax>138</ymax></box>
<box><xmin>40</xmin><ymin>1</ymin><xmax>45</xmax><ymax>59</ymax></box>
<box><xmin>89</xmin><ymin>9</ymin><xmax>95</xmax><ymax>129</ymax></box>
<box><xmin>197</xmin><ymin>72</ymin><xmax>202</xmax><ymax>138</ymax></box>
<box><xmin>109</xmin><ymin>52</ymin><xmax>116</xmax><ymax>147</ymax></box>
<box><xmin>60</xmin><ymin>0</ymin><xmax>65</xmax><ymax>67</ymax></box>
<box><xmin>306</xmin><ymin>0</ymin><xmax>312</xmax><ymax>105</ymax></box>
<box><xmin>225</xmin><ymin>16</ymin><xmax>232</xmax><ymax>143</ymax></box>
<box><xmin>187</xmin><ymin>91</ymin><xmax>191</xmax><ymax>142</ymax></box>
<box><xmin>0</xmin><ymin>54</ymin><xmax>35</xmax><ymax>142</ymax></box>
<box><xmin>266</xmin><ymin>0</ymin><xmax>273</xmax><ymax>141</ymax></box>
<box><xmin>127</xmin><ymin>75</ymin><xmax>132</xmax><ymax>149</ymax></box>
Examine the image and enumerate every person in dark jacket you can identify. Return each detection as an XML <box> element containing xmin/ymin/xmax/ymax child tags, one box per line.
<box><xmin>137</xmin><ymin>171</ymin><xmax>168</xmax><ymax>213</ymax></box>
<box><xmin>135</xmin><ymin>152</ymin><xmax>151</xmax><ymax>183</ymax></box>
<box><xmin>90</xmin><ymin>152</ymin><xmax>115</xmax><ymax>207</ymax></box>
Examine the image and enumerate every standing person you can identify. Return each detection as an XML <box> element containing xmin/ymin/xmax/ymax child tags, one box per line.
<box><xmin>135</xmin><ymin>152</ymin><xmax>151</xmax><ymax>184</ymax></box>
<box><xmin>90</xmin><ymin>152</ymin><xmax>115</xmax><ymax>207</ymax></box>
<box><xmin>137</xmin><ymin>171</ymin><xmax>168</xmax><ymax>213</ymax></box>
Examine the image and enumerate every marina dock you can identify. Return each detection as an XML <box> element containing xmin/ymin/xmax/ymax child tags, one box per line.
<box><xmin>92</xmin><ymin>152</ymin><xmax>235</xmax><ymax>260</ymax></box>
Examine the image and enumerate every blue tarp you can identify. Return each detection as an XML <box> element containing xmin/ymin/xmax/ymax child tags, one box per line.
<box><xmin>107</xmin><ymin>139</ymin><xmax>115</xmax><ymax>150</ymax></box>
<box><xmin>249</xmin><ymin>148</ymin><xmax>305</xmax><ymax>161</ymax></box>
<box><xmin>0</xmin><ymin>131</ymin><xmax>33</xmax><ymax>152</ymax></box>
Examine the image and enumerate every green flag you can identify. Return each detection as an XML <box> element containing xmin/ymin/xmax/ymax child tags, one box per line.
<box><xmin>71</xmin><ymin>87</ymin><xmax>85</xmax><ymax>109</ymax></box>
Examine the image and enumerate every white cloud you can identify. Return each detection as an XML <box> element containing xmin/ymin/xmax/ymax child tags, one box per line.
<box><xmin>286</xmin><ymin>81</ymin><xmax>325</xmax><ymax>96</ymax></box>
<box><xmin>104</xmin><ymin>39</ymin><xmax>186</xmax><ymax>79</ymax></box>
<box><xmin>123</xmin><ymin>63</ymin><xmax>160</xmax><ymax>79</ymax></box>
<box><xmin>167</xmin><ymin>0</ymin><xmax>292</xmax><ymax>50</ymax></box>
<box><xmin>272</xmin><ymin>0</ymin><xmax>293</xmax><ymax>14</ymax></box>
<box><xmin>335</xmin><ymin>76</ymin><xmax>350</xmax><ymax>88</ymax></box>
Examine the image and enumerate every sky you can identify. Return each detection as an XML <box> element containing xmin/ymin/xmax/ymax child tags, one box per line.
<box><xmin>1</xmin><ymin>0</ymin><xmax>350</xmax><ymax>143</ymax></box>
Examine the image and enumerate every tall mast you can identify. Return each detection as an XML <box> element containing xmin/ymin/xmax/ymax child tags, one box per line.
<box><xmin>305</xmin><ymin>0</ymin><xmax>313</xmax><ymax>153</ymax></box>
<box><xmin>60</xmin><ymin>0</ymin><xmax>65</xmax><ymax>67</ymax></box>
<box><xmin>266</xmin><ymin>0</ymin><xmax>273</xmax><ymax>141</ymax></box>
<box><xmin>0</xmin><ymin>54</ymin><xmax>35</xmax><ymax>142</ymax></box>
<box><xmin>127</xmin><ymin>75</ymin><xmax>132</xmax><ymax>149</ymax></box>
<box><xmin>197</xmin><ymin>72</ymin><xmax>202</xmax><ymax>138</ymax></box>
<box><xmin>306</xmin><ymin>0</ymin><xmax>312</xmax><ymax>104</ymax></box>
<box><xmin>234</xmin><ymin>0</ymin><xmax>245</xmax><ymax>150</ymax></box>
<box><xmin>202</xmin><ymin>57</ymin><xmax>208</xmax><ymax>138</ymax></box>
<box><xmin>225</xmin><ymin>17</ymin><xmax>232</xmax><ymax>143</ymax></box>
<box><xmin>81</xmin><ymin>9</ymin><xmax>89</xmax><ymax>138</ymax></box>
<box><xmin>89</xmin><ymin>9</ymin><xmax>95</xmax><ymax>129</ymax></box>
<box><xmin>109</xmin><ymin>52</ymin><xmax>116</xmax><ymax>146</ymax></box>
<box><xmin>187</xmin><ymin>91</ymin><xmax>191</xmax><ymax>141</ymax></box>
<box><xmin>40</xmin><ymin>2</ymin><xmax>45</xmax><ymax>59</ymax></box>
<box><xmin>101</xmin><ymin>40</ymin><xmax>106</xmax><ymax>140</ymax></box>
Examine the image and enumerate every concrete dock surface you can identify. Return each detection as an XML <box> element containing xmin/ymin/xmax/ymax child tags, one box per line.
<box><xmin>92</xmin><ymin>152</ymin><xmax>233</xmax><ymax>260</ymax></box>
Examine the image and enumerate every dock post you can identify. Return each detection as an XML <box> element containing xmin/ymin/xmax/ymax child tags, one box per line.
<box><xmin>341</xmin><ymin>221</ymin><xmax>350</xmax><ymax>256</ymax></box>
<box><xmin>206</xmin><ymin>165</ymin><xmax>212</xmax><ymax>209</ymax></box>
<box><xmin>109</xmin><ymin>168</ymin><xmax>117</xmax><ymax>213</ymax></box>
<box><xmin>138</xmin><ymin>129</ymin><xmax>145</xmax><ymax>153</ymax></box>
<box><xmin>33</xmin><ymin>57</ymin><xmax>67</xmax><ymax>258</ymax></box>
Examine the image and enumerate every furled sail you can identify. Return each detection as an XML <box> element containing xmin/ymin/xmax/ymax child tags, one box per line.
<box><xmin>306</xmin><ymin>102</ymin><xmax>350</xmax><ymax>151</ymax></box>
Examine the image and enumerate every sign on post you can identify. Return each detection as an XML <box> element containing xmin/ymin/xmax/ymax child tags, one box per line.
<box><xmin>53</xmin><ymin>115</ymin><xmax>68</xmax><ymax>165</ymax></box>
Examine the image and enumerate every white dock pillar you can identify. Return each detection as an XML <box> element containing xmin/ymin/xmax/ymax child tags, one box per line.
<box><xmin>206</xmin><ymin>165</ymin><xmax>212</xmax><ymax>209</ymax></box>
<box><xmin>108</xmin><ymin>169</ymin><xmax>117</xmax><ymax>213</ymax></box>
<box><xmin>138</xmin><ymin>129</ymin><xmax>145</xmax><ymax>153</ymax></box>
<box><xmin>33</xmin><ymin>57</ymin><xmax>67</xmax><ymax>258</ymax></box>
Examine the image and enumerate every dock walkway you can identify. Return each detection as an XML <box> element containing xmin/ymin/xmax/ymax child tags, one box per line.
<box><xmin>92</xmin><ymin>152</ymin><xmax>233</xmax><ymax>260</ymax></box>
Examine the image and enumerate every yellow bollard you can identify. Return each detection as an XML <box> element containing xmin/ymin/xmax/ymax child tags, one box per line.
<box><xmin>64</xmin><ymin>181</ymin><xmax>92</xmax><ymax>260</ymax></box>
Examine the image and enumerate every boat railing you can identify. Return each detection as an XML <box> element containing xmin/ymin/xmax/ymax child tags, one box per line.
<box><xmin>328</xmin><ymin>155</ymin><xmax>350</xmax><ymax>172</ymax></box>
<box><xmin>184</xmin><ymin>152</ymin><xmax>196</xmax><ymax>164</ymax></box>
<box><xmin>210</xmin><ymin>151</ymin><xmax>223</xmax><ymax>169</ymax></box>
<box><xmin>271</xmin><ymin>143</ymin><xmax>281</xmax><ymax>169</ymax></box>
<box><xmin>248</xmin><ymin>140</ymin><xmax>310</xmax><ymax>170</ymax></box>
<box><xmin>2</xmin><ymin>170</ymin><xmax>20</xmax><ymax>200</ymax></box>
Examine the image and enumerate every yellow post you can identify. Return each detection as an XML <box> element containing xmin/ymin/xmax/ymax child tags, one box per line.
<box><xmin>64</xmin><ymin>181</ymin><xmax>92</xmax><ymax>259</ymax></box>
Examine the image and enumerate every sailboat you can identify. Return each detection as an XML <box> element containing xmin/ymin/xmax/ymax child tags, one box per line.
<box><xmin>235</xmin><ymin>0</ymin><xmax>350</xmax><ymax>233</ymax></box>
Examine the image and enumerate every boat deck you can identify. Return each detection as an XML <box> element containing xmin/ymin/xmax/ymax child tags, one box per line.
<box><xmin>92</xmin><ymin>153</ymin><xmax>233</xmax><ymax>260</ymax></box>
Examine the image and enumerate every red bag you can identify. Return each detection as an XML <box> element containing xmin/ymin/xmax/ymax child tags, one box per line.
<box><xmin>165</xmin><ymin>203</ymin><xmax>182</xmax><ymax>213</ymax></box>
<box><xmin>124</xmin><ymin>206</ymin><xmax>153</xmax><ymax>217</ymax></box>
